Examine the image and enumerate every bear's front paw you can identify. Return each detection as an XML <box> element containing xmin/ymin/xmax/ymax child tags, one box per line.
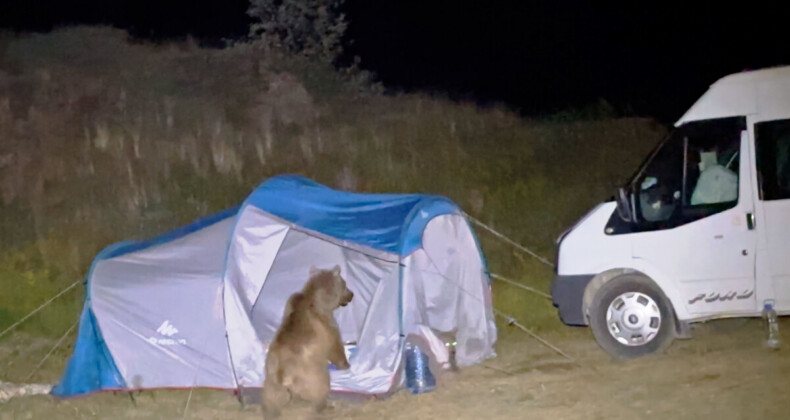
<box><xmin>336</xmin><ymin>359</ymin><xmax>350</xmax><ymax>370</ymax></box>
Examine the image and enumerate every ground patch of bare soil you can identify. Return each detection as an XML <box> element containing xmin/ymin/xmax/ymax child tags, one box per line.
<box><xmin>1</xmin><ymin>318</ymin><xmax>788</xmax><ymax>420</ymax></box>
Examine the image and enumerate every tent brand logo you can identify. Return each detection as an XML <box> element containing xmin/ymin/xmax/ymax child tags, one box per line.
<box><xmin>148</xmin><ymin>320</ymin><xmax>187</xmax><ymax>346</ymax></box>
<box><xmin>156</xmin><ymin>320</ymin><xmax>179</xmax><ymax>337</ymax></box>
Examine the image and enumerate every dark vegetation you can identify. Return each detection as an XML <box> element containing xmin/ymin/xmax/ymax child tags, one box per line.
<box><xmin>0</xmin><ymin>18</ymin><xmax>665</xmax><ymax>383</ymax></box>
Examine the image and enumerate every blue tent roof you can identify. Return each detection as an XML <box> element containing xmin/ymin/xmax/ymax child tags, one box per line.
<box><xmin>246</xmin><ymin>175</ymin><xmax>461</xmax><ymax>256</ymax></box>
<box><xmin>87</xmin><ymin>175</ymin><xmax>463</xmax><ymax>264</ymax></box>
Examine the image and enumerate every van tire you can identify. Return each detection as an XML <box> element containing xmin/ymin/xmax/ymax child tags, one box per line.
<box><xmin>589</xmin><ymin>274</ymin><xmax>675</xmax><ymax>359</ymax></box>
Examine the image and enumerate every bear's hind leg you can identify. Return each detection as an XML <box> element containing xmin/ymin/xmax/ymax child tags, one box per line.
<box><xmin>261</xmin><ymin>378</ymin><xmax>291</xmax><ymax>419</ymax></box>
<box><xmin>293</xmin><ymin>369</ymin><xmax>330</xmax><ymax>413</ymax></box>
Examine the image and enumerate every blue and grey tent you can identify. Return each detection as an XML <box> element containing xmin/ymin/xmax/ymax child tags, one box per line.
<box><xmin>53</xmin><ymin>175</ymin><xmax>496</xmax><ymax>397</ymax></box>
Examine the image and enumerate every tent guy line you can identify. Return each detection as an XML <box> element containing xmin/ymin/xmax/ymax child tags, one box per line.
<box><xmin>490</xmin><ymin>273</ymin><xmax>551</xmax><ymax>300</ymax></box>
<box><xmin>493</xmin><ymin>309</ymin><xmax>576</xmax><ymax>364</ymax></box>
<box><xmin>465</xmin><ymin>213</ymin><xmax>555</xmax><ymax>268</ymax></box>
<box><xmin>26</xmin><ymin>321</ymin><xmax>78</xmax><ymax>381</ymax></box>
<box><xmin>181</xmin><ymin>323</ymin><xmax>217</xmax><ymax>420</ymax></box>
<box><xmin>422</xmin><ymin>262</ymin><xmax>576</xmax><ymax>365</ymax></box>
<box><xmin>0</xmin><ymin>279</ymin><xmax>81</xmax><ymax>340</ymax></box>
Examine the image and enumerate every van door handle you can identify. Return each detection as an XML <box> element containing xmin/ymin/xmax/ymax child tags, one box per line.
<box><xmin>747</xmin><ymin>213</ymin><xmax>755</xmax><ymax>230</ymax></box>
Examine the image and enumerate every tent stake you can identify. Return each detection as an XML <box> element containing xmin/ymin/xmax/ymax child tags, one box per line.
<box><xmin>236</xmin><ymin>386</ymin><xmax>245</xmax><ymax>410</ymax></box>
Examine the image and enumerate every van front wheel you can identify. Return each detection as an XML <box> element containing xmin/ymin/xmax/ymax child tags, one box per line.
<box><xmin>589</xmin><ymin>275</ymin><xmax>675</xmax><ymax>359</ymax></box>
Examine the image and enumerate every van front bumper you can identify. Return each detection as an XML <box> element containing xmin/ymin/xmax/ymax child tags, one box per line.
<box><xmin>550</xmin><ymin>274</ymin><xmax>595</xmax><ymax>326</ymax></box>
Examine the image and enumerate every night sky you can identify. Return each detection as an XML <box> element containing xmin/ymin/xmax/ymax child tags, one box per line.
<box><xmin>1</xmin><ymin>1</ymin><xmax>787</xmax><ymax>122</ymax></box>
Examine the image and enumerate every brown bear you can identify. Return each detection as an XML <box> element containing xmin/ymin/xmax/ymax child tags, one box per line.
<box><xmin>261</xmin><ymin>265</ymin><xmax>354</xmax><ymax>419</ymax></box>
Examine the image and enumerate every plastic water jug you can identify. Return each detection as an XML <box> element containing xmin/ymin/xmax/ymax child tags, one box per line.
<box><xmin>404</xmin><ymin>342</ymin><xmax>436</xmax><ymax>394</ymax></box>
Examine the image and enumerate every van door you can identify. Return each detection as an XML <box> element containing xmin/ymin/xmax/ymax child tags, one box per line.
<box><xmin>630</xmin><ymin>117</ymin><xmax>757</xmax><ymax>316</ymax></box>
<box><xmin>755</xmin><ymin>119</ymin><xmax>790</xmax><ymax>312</ymax></box>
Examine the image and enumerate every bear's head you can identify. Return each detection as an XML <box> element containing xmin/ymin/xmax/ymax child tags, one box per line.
<box><xmin>307</xmin><ymin>265</ymin><xmax>354</xmax><ymax>312</ymax></box>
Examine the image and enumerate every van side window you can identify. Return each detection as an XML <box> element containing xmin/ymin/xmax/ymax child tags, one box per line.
<box><xmin>756</xmin><ymin>119</ymin><xmax>790</xmax><ymax>201</ymax></box>
<box><xmin>682</xmin><ymin>124</ymin><xmax>740</xmax><ymax>216</ymax></box>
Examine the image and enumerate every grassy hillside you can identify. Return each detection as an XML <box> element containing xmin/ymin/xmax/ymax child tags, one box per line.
<box><xmin>0</xmin><ymin>26</ymin><xmax>666</xmax><ymax>382</ymax></box>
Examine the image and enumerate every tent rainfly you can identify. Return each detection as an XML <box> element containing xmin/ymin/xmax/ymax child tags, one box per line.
<box><xmin>53</xmin><ymin>175</ymin><xmax>497</xmax><ymax>397</ymax></box>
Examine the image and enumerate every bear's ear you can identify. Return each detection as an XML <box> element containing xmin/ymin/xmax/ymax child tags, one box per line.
<box><xmin>332</xmin><ymin>265</ymin><xmax>341</xmax><ymax>276</ymax></box>
<box><xmin>309</xmin><ymin>265</ymin><xmax>319</xmax><ymax>276</ymax></box>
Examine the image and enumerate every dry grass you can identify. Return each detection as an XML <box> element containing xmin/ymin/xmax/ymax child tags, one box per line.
<box><xmin>2</xmin><ymin>319</ymin><xmax>789</xmax><ymax>419</ymax></box>
<box><xmin>0</xmin><ymin>26</ymin><xmax>665</xmax><ymax>385</ymax></box>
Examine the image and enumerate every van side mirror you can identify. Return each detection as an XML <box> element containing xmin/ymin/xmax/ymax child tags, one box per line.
<box><xmin>615</xmin><ymin>187</ymin><xmax>634</xmax><ymax>223</ymax></box>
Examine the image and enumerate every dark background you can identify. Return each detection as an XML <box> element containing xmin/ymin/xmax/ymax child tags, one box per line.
<box><xmin>1</xmin><ymin>0</ymin><xmax>787</xmax><ymax>122</ymax></box>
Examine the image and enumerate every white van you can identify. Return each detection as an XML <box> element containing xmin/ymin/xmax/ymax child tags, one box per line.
<box><xmin>551</xmin><ymin>65</ymin><xmax>790</xmax><ymax>358</ymax></box>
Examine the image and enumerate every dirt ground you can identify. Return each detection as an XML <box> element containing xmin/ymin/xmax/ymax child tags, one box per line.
<box><xmin>1</xmin><ymin>318</ymin><xmax>789</xmax><ymax>420</ymax></box>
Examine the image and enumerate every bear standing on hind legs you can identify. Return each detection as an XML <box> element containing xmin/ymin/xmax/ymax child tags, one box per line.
<box><xmin>262</xmin><ymin>265</ymin><xmax>354</xmax><ymax>419</ymax></box>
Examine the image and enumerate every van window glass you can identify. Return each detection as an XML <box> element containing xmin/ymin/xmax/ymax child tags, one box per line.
<box><xmin>637</xmin><ymin>132</ymin><xmax>682</xmax><ymax>223</ymax></box>
<box><xmin>756</xmin><ymin>119</ymin><xmax>790</xmax><ymax>201</ymax></box>
<box><xmin>635</xmin><ymin>117</ymin><xmax>743</xmax><ymax>227</ymax></box>
<box><xmin>683</xmin><ymin>123</ymin><xmax>740</xmax><ymax>207</ymax></box>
